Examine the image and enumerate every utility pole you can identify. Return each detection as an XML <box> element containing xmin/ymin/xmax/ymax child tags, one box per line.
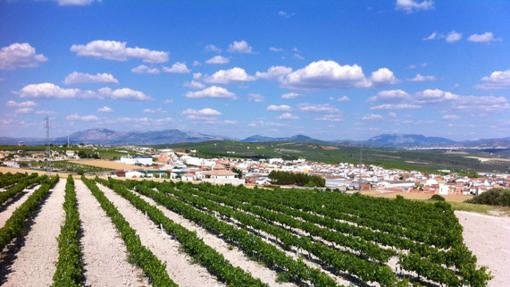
<box><xmin>45</xmin><ymin>116</ymin><xmax>51</xmax><ymax>161</ymax></box>
<box><xmin>358</xmin><ymin>143</ymin><xmax>363</xmax><ymax>191</ymax></box>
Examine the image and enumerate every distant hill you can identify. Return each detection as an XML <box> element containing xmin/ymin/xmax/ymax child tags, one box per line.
<box><xmin>366</xmin><ymin>134</ymin><xmax>457</xmax><ymax>148</ymax></box>
<box><xmin>242</xmin><ymin>134</ymin><xmax>323</xmax><ymax>143</ymax></box>
<box><xmin>0</xmin><ymin>128</ymin><xmax>227</xmax><ymax>146</ymax></box>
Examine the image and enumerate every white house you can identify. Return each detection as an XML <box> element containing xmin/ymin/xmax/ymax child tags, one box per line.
<box><xmin>120</xmin><ymin>156</ymin><xmax>153</xmax><ymax>166</ymax></box>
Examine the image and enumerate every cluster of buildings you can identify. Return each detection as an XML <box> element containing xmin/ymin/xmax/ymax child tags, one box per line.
<box><xmin>115</xmin><ymin>149</ymin><xmax>510</xmax><ymax>195</ymax></box>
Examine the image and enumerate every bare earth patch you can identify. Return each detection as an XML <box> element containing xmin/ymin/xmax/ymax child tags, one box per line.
<box><xmin>75</xmin><ymin>179</ymin><xmax>149</xmax><ymax>287</ymax></box>
<box><xmin>456</xmin><ymin>211</ymin><xmax>510</xmax><ymax>287</ymax></box>
<box><xmin>3</xmin><ymin>179</ymin><xmax>66</xmax><ymax>287</ymax></box>
<box><xmin>97</xmin><ymin>183</ymin><xmax>224</xmax><ymax>287</ymax></box>
<box><xmin>70</xmin><ymin>159</ymin><xmax>153</xmax><ymax>171</ymax></box>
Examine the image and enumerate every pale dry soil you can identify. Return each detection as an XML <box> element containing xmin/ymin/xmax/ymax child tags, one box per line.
<box><xmin>3</xmin><ymin>179</ymin><xmax>66</xmax><ymax>287</ymax></box>
<box><xmin>131</xmin><ymin>188</ymin><xmax>296</xmax><ymax>287</ymax></box>
<box><xmin>97</xmin><ymin>183</ymin><xmax>224</xmax><ymax>287</ymax></box>
<box><xmin>75</xmin><ymin>179</ymin><xmax>149</xmax><ymax>287</ymax></box>
<box><xmin>456</xmin><ymin>211</ymin><xmax>510</xmax><ymax>287</ymax></box>
<box><xmin>0</xmin><ymin>184</ymin><xmax>40</xmax><ymax>228</ymax></box>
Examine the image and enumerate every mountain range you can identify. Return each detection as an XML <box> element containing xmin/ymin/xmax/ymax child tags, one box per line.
<box><xmin>1</xmin><ymin>128</ymin><xmax>510</xmax><ymax>149</ymax></box>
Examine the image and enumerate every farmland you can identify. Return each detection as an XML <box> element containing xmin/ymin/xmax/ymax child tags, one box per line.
<box><xmin>0</xmin><ymin>172</ymin><xmax>495</xmax><ymax>286</ymax></box>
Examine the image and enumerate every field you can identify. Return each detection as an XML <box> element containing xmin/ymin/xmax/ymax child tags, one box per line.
<box><xmin>0</xmin><ymin>172</ymin><xmax>498</xmax><ymax>286</ymax></box>
<box><xmin>167</xmin><ymin>141</ymin><xmax>510</xmax><ymax>173</ymax></box>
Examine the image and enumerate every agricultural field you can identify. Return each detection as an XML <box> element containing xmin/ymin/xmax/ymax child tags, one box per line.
<box><xmin>0</xmin><ymin>172</ymin><xmax>498</xmax><ymax>286</ymax></box>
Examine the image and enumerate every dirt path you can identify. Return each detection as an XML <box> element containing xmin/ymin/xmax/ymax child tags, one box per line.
<box><xmin>133</xmin><ymin>189</ymin><xmax>296</xmax><ymax>287</ymax></box>
<box><xmin>456</xmin><ymin>211</ymin><xmax>510</xmax><ymax>287</ymax></box>
<box><xmin>0</xmin><ymin>185</ymin><xmax>40</xmax><ymax>229</ymax></box>
<box><xmin>3</xmin><ymin>179</ymin><xmax>66</xmax><ymax>287</ymax></box>
<box><xmin>75</xmin><ymin>179</ymin><xmax>149</xmax><ymax>287</ymax></box>
<box><xmin>97</xmin><ymin>183</ymin><xmax>224</xmax><ymax>287</ymax></box>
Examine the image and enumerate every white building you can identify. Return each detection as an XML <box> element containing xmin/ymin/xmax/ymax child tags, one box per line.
<box><xmin>120</xmin><ymin>156</ymin><xmax>153</xmax><ymax>166</ymax></box>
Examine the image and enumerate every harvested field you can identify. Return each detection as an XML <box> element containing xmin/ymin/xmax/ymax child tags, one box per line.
<box><xmin>69</xmin><ymin>159</ymin><xmax>153</xmax><ymax>170</ymax></box>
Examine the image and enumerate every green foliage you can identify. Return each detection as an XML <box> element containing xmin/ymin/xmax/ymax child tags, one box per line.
<box><xmin>0</xmin><ymin>173</ymin><xmax>39</xmax><ymax>205</ymax></box>
<box><xmin>52</xmin><ymin>175</ymin><xmax>85</xmax><ymax>287</ymax></box>
<box><xmin>81</xmin><ymin>177</ymin><xmax>176</xmax><ymax>287</ymax></box>
<box><xmin>467</xmin><ymin>189</ymin><xmax>510</xmax><ymax>207</ymax></box>
<box><xmin>268</xmin><ymin>170</ymin><xmax>325</xmax><ymax>187</ymax></box>
<box><xmin>430</xmin><ymin>194</ymin><xmax>446</xmax><ymax>201</ymax></box>
<box><xmin>0</xmin><ymin>175</ymin><xmax>59</xmax><ymax>251</ymax></box>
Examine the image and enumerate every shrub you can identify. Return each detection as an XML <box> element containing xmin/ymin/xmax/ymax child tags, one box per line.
<box><xmin>430</xmin><ymin>194</ymin><xmax>446</xmax><ymax>201</ymax></box>
<box><xmin>467</xmin><ymin>189</ymin><xmax>510</xmax><ymax>207</ymax></box>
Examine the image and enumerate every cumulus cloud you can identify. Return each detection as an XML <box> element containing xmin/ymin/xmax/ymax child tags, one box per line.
<box><xmin>131</xmin><ymin>65</ymin><xmax>160</xmax><ymax>74</ymax></box>
<box><xmin>454</xmin><ymin>95</ymin><xmax>510</xmax><ymax>112</ymax></box>
<box><xmin>19</xmin><ymin>83</ymin><xmax>84</xmax><ymax>99</ymax></box>
<box><xmin>396</xmin><ymin>0</ymin><xmax>434</xmax><ymax>12</ymax></box>
<box><xmin>362</xmin><ymin>113</ymin><xmax>384</xmax><ymax>121</ymax></box>
<box><xmin>205</xmin><ymin>44</ymin><xmax>222</xmax><ymax>53</ymax></box>
<box><xmin>299</xmin><ymin>103</ymin><xmax>339</xmax><ymax>113</ymax></box>
<box><xmin>278</xmin><ymin>112</ymin><xmax>299</xmax><ymax>120</ymax></box>
<box><xmin>477</xmin><ymin>69</ymin><xmax>510</xmax><ymax>89</ymax></box>
<box><xmin>228</xmin><ymin>40</ymin><xmax>253</xmax><ymax>53</ymax></box>
<box><xmin>205</xmin><ymin>67</ymin><xmax>255</xmax><ymax>84</ymax></box>
<box><xmin>185</xmin><ymin>80</ymin><xmax>206</xmax><ymax>90</ymax></box>
<box><xmin>7</xmin><ymin>100</ymin><xmax>37</xmax><ymax>108</ymax></box>
<box><xmin>248</xmin><ymin>93</ymin><xmax>264</xmax><ymax>102</ymax></box>
<box><xmin>337</xmin><ymin>96</ymin><xmax>350</xmax><ymax>102</ymax></box>
<box><xmin>64</xmin><ymin>72</ymin><xmax>118</xmax><ymax>84</ymax></box>
<box><xmin>368</xmin><ymin>89</ymin><xmax>409</xmax><ymax>102</ymax></box>
<box><xmin>279</xmin><ymin>60</ymin><xmax>377</xmax><ymax>89</ymax></box>
<box><xmin>57</xmin><ymin>0</ymin><xmax>97</xmax><ymax>6</ymax></box>
<box><xmin>267</xmin><ymin>104</ymin><xmax>291</xmax><ymax>112</ymax></box>
<box><xmin>409</xmin><ymin>73</ymin><xmax>436</xmax><ymax>82</ymax></box>
<box><xmin>269</xmin><ymin>47</ymin><xmax>283</xmax><ymax>52</ymax></box>
<box><xmin>163</xmin><ymin>62</ymin><xmax>190</xmax><ymax>74</ymax></box>
<box><xmin>442</xmin><ymin>114</ymin><xmax>460</xmax><ymax>120</ymax></box>
<box><xmin>70</xmin><ymin>40</ymin><xmax>168</xmax><ymax>63</ymax></box>
<box><xmin>15</xmin><ymin>108</ymin><xmax>35</xmax><ymax>114</ymax></box>
<box><xmin>97</xmin><ymin>106</ymin><xmax>112</xmax><ymax>113</ymax></box>
<box><xmin>205</xmin><ymin>55</ymin><xmax>230</xmax><ymax>65</ymax></box>
<box><xmin>445</xmin><ymin>31</ymin><xmax>462</xmax><ymax>43</ymax></box>
<box><xmin>316</xmin><ymin>114</ymin><xmax>343</xmax><ymax>122</ymax></box>
<box><xmin>182</xmin><ymin>108</ymin><xmax>221</xmax><ymax>120</ymax></box>
<box><xmin>370</xmin><ymin>103</ymin><xmax>421</xmax><ymax>110</ymax></box>
<box><xmin>423</xmin><ymin>32</ymin><xmax>438</xmax><ymax>41</ymax></box>
<box><xmin>66</xmin><ymin>113</ymin><xmax>98</xmax><ymax>121</ymax></box>
<box><xmin>185</xmin><ymin>86</ymin><xmax>235</xmax><ymax>99</ymax></box>
<box><xmin>371</xmin><ymin>68</ymin><xmax>397</xmax><ymax>85</ymax></box>
<box><xmin>0</xmin><ymin>43</ymin><xmax>47</xmax><ymax>70</ymax></box>
<box><xmin>99</xmin><ymin>87</ymin><xmax>151</xmax><ymax>101</ymax></box>
<box><xmin>416</xmin><ymin>88</ymin><xmax>459</xmax><ymax>103</ymax></box>
<box><xmin>281</xmin><ymin>92</ymin><xmax>300</xmax><ymax>99</ymax></box>
<box><xmin>468</xmin><ymin>32</ymin><xmax>499</xmax><ymax>43</ymax></box>
<box><xmin>256</xmin><ymin>66</ymin><xmax>293</xmax><ymax>80</ymax></box>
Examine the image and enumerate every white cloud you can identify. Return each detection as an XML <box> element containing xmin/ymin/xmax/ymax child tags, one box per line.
<box><xmin>370</xmin><ymin>103</ymin><xmax>421</xmax><ymax>110</ymax></box>
<box><xmin>454</xmin><ymin>95</ymin><xmax>510</xmax><ymax>112</ymax></box>
<box><xmin>423</xmin><ymin>32</ymin><xmax>438</xmax><ymax>41</ymax></box>
<box><xmin>182</xmin><ymin>108</ymin><xmax>221</xmax><ymax>120</ymax></box>
<box><xmin>163</xmin><ymin>62</ymin><xmax>190</xmax><ymax>74</ymax></box>
<box><xmin>278</xmin><ymin>10</ymin><xmax>294</xmax><ymax>18</ymax></box>
<box><xmin>57</xmin><ymin>0</ymin><xmax>96</xmax><ymax>6</ymax></box>
<box><xmin>98</xmin><ymin>87</ymin><xmax>151</xmax><ymax>101</ymax></box>
<box><xmin>362</xmin><ymin>113</ymin><xmax>384</xmax><ymax>121</ymax></box>
<box><xmin>185</xmin><ymin>86</ymin><xmax>235</xmax><ymax>99</ymax></box>
<box><xmin>19</xmin><ymin>83</ymin><xmax>84</xmax><ymax>99</ymax></box>
<box><xmin>280</xmin><ymin>60</ymin><xmax>372</xmax><ymax>89</ymax></box>
<box><xmin>66</xmin><ymin>113</ymin><xmax>98</xmax><ymax>121</ymax></box>
<box><xmin>228</xmin><ymin>40</ymin><xmax>253</xmax><ymax>53</ymax></box>
<box><xmin>371</xmin><ymin>67</ymin><xmax>397</xmax><ymax>85</ymax></box>
<box><xmin>267</xmin><ymin>104</ymin><xmax>291</xmax><ymax>112</ymax></box>
<box><xmin>409</xmin><ymin>73</ymin><xmax>436</xmax><ymax>82</ymax></box>
<box><xmin>131</xmin><ymin>65</ymin><xmax>160</xmax><ymax>74</ymax></box>
<box><xmin>256</xmin><ymin>66</ymin><xmax>293</xmax><ymax>79</ymax></box>
<box><xmin>185</xmin><ymin>80</ymin><xmax>206</xmax><ymax>90</ymax></box>
<box><xmin>445</xmin><ymin>31</ymin><xmax>462</xmax><ymax>43</ymax></box>
<box><xmin>337</xmin><ymin>96</ymin><xmax>350</xmax><ymax>102</ymax></box>
<box><xmin>269</xmin><ymin>47</ymin><xmax>283</xmax><ymax>52</ymax></box>
<box><xmin>368</xmin><ymin>89</ymin><xmax>409</xmax><ymax>102</ymax></box>
<box><xmin>163</xmin><ymin>98</ymin><xmax>174</xmax><ymax>104</ymax></box>
<box><xmin>7</xmin><ymin>100</ymin><xmax>36</xmax><ymax>108</ymax></box>
<box><xmin>416</xmin><ymin>88</ymin><xmax>459</xmax><ymax>103</ymax></box>
<box><xmin>0</xmin><ymin>43</ymin><xmax>47</xmax><ymax>70</ymax></box>
<box><xmin>14</xmin><ymin>107</ymin><xmax>34</xmax><ymax>114</ymax></box>
<box><xmin>442</xmin><ymin>114</ymin><xmax>459</xmax><ymax>120</ymax></box>
<box><xmin>299</xmin><ymin>103</ymin><xmax>339</xmax><ymax>113</ymax></box>
<box><xmin>477</xmin><ymin>69</ymin><xmax>510</xmax><ymax>89</ymax></box>
<box><xmin>278</xmin><ymin>112</ymin><xmax>298</xmax><ymax>120</ymax></box>
<box><xmin>396</xmin><ymin>0</ymin><xmax>434</xmax><ymax>12</ymax></box>
<box><xmin>205</xmin><ymin>55</ymin><xmax>230</xmax><ymax>65</ymax></box>
<box><xmin>468</xmin><ymin>32</ymin><xmax>499</xmax><ymax>43</ymax></box>
<box><xmin>97</xmin><ymin>106</ymin><xmax>112</xmax><ymax>113</ymax></box>
<box><xmin>205</xmin><ymin>44</ymin><xmax>221</xmax><ymax>53</ymax></box>
<box><xmin>70</xmin><ymin>40</ymin><xmax>168</xmax><ymax>63</ymax></box>
<box><xmin>143</xmin><ymin>108</ymin><xmax>166</xmax><ymax>114</ymax></box>
<box><xmin>64</xmin><ymin>72</ymin><xmax>118</xmax><ymax>84</ymax></box>
<box><xmin>205</xmin><ymin>67</ymin><xmax>255</xmax><ymax>84</ymax></box>
<box><xmin>281</xmin><ymin>92</ymin><xmax>300</xmax><ymax>99</ymax></box>
<box><xmin>248</xmin><ymin>93</ymin><xmax>264</xmax><ymax>102</ymax></box>
<box><xmin>316</xmin><ymin>114</ymin><xmax>343</xmax><ymax>122</ymax></box>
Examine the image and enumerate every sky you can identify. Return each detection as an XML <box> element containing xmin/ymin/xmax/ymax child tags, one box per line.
<box><xmin>1</xmin><ymin>0</ymin><xmax>510</xmax><ymax>141</ymax></box>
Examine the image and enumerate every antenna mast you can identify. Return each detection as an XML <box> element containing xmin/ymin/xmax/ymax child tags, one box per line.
<box><xmin>359</xmin><ymin>143</ymin><xmax>363</xmax><ymax>191</ymax></box>
<box><xmin>45</xmin><ymin>116</ymin><xmax>51</xmax><ymax>160</ymax></box>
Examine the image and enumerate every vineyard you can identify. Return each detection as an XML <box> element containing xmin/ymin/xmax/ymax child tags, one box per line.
<box><xmin>0</xmin><ymin>172</ymin><xmax>491</xmax><ymax>287</ymax></box>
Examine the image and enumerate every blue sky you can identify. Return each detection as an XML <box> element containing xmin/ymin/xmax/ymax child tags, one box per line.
<box><xmin>1</xmin><ymin>0</ymin><xmax>510</xmax><ymax>140</ymax></box>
